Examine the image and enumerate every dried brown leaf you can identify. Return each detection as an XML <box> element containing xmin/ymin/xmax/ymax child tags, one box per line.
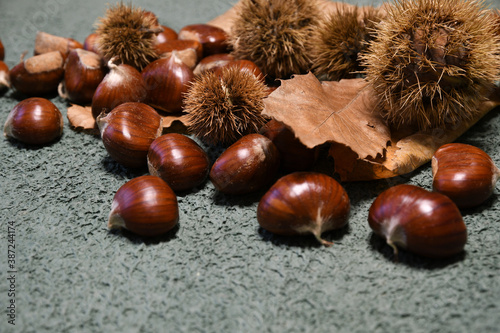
<box><xmin>263</xmin><ymin>73</ymin><xmax>389</xmax><ymax>160</ymax></box>
<box><xmin>330</xmin><ymin>99</ymin><xmax>500</xmax><ymax>181</ymax></box>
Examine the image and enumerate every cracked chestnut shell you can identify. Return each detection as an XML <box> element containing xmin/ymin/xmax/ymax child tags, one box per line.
<box><xmin>108</xmin><ymin>175</ymin><xmax>179</xmax><ymax>237</ymax></box>
<box><xmin>368</xmin><ymin>184</ymin><xmax>467</xmax><ymax>259</ymax></box>
<box><xmin>257</xmin><ymin>172</ymin><xmax>350</xmax><ymax>246</ymax></box>
<box><xmin>432</xmin><ymin>143</ymin><xmax>500</xmax><ymax>209</ymax></box>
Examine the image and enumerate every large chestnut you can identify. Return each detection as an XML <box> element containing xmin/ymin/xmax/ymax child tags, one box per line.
<box><xmin>91</xmin><ymin>60</ymin><xmax>147</xmax><ymax>118</ymax></box>
<box><xmin>148</xmin><ymin>133</ymin><xmax>210</xmax><ymax>192</ymax></box>
<box><xmin>9</xmin><ymin>51</ymin><xmax>65</xmax><ymax>96</ymax></box>
<box><xmin>97</xmin><ymin>102</ymin><xmax>163</xmax><ymax>168</ymax></box>
<box><xmin>432</xmin><ymin>143</ymin><xmax>500</xmax><ymax>209</ymax></box>
<box><xmin>368</xmin><ymin>184</ymin><xmax>467</xmax><ymax>259</ymax></box>
<box><xmin>257</xmin><ymin>172</ymin><xmax>350</xmax><ymax>246</ymax></box>
<box><xmin>108</xmin><ymin>175</ymin><xmax>179</xmax><ymax>237</ymax></box>
<box><xmin>59</xmin><ymin>49</ymin><xmax>106</xmax><ymax>104</ymax></box>
<box><xmin>4</xmin><ymin>97</ymin><xmax>63</xmax><ymax>145</ymax></box>
<box><xmin>210</xmin><ymin>134</ymin><xmax>280</xmax><ymax>194</ymax></box>
<box><xmin>142</xmin><ymin>53</ymin><xmax>194</xmax><ymax>113</ymax></box>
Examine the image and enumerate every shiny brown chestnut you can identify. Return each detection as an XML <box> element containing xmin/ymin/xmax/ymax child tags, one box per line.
<box><xmin>210</xmin><ymin>134</ymin><xmax>280</xmax><ymax>194</ymax></box>
<box><xmin>142</xmin><ymin>52</ymin><xmax>194</xmax><ymax>113</ymax></box>
<box><xmin>4</xmin><ymin>97</ymin><xmax>63</xmax><ymax>145</ymax></box>
<box><xmin>178</xmin><ymin>24</ymin><xmax>228</xmax><ymax>58</ymax></box>
<box><xmin>148</xmin><ymin>133</ymin><xmax>210</xmax><ymax>191</ymax></box>
<box><xmin>368</xmin><ymin>184</ymin><xmax>467</xmax><ymax>259</ymax></box>
<box><xmin>108</xmin><ymin>175</ymin><xmax>179</xmax><ymax>237</ymax></box>
<box><xmin>97</xmin><ymin>102</ymin><xmax>163</xmax><ymax>168</ymax></box>
<box><xmin>0</xmin><ymin>39</ymin><xmax>4</xmax><ymax>60</ymax></box>
<box><xmin>154</xmin><ymin>25</ymin><xmax>178</xmax><ymax>46</ymax></box>
<box><xmin>193</xmin><ymin>53</ymin><xmax>234</xmax><ymax>76</ymax></box>
<box><xmin>9</xmin><ymin>51</ymin><xmax>65</xmax><ymax>96</ymax></box>
<box><xmin>216</xmin><ymin>59</ymin><xmax>265</xmax><ymax>82</ymax></box>
<box><xmin>34</xmin><ymin>31</ymin><xmax>83</xmax><ymax>57</ymax></box>
<box><xmin>257</xmin><ymin>172</ymin><xmax>350</xmax><ymax>246</ymax></box>
<box><xmin>432</xmin><ymin>143</ymin><xmax>500</xmax><ymax>209</ymax></box>
<box><xmin>0</xmin><ymin>61</ymin><xmax>10</xmax><ymax>91</ymax></box>
<box><xmin>259</xmin><ymin>119</ymin><xmax>319</xmax><ymax>172</ymax></box>
<box><xmin>91</xmin><ymin>59</ymin><xmax>147</xmax><ymax>118</ymax></box>
<box><xmin>83</xmin><ymin>33</ymin><xmax>101</xmax><ymax>55</ymax></box>
<box><xmin>58</xmin><ymin>49</ymin><xmax>106</xmax><ymax>104</ymax></box>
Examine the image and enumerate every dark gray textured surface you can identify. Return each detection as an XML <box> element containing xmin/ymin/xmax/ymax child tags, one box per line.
<box><xmin>0</xmin><ymin>0</ymin><xmax>499</xmax><ymax>332</ymax></box>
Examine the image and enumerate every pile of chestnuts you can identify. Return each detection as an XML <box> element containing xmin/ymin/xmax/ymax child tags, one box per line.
<box><xmin>1</xmin><ymin>5</ymin><xmax>499</xmax><ymax>262</ymax></box>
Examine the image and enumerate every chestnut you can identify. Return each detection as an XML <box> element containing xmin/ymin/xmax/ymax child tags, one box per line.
<box><xmin>147</xmin><ymin>133</ymin><xmax>210</xmax><ymax>192</ymax></box>
<box><xmin>0</xmin><ymin>39</ymin><xmax>4</xmax><ymax>61</ymax></box>
<box><xmin>97</xmin><ymin>102</ymin><xmax>163</xmax><ymax>168</ymax></box>
<box><xmin>34</xmin><ymin>31</ymin><xmax>83</xmax><ymax>58</ymax></box>
<box><xmin>193</xmin><ymin>53</ymin><xmax>234</xmax><ymax>76</ymax></box>
<box><xmin>58</xmin><ymin>49</ymin><xmax>106</xmax><ymax>104</ymax></box>
<box><xmin>4</xmin><ymin>97</ymin><xmax>63</xmax><ymax>145</ymax></box>
<box><xmin>9</xmin><ymin>51</ymin><xmax>65</xmax><ymax>96</ymax></box>
<box><xmin>178</xmin><ymin>23</ymin><xmax>228</xmax><ymax>58</ymax></box>
<box><xmin>368</xmin><ymin>184</ymin><xmax>467</xmax><ymax>259</ymax></box>
<box><xmin>108</xmin><ymin>175</ymin><xmax>179</xmax><ymax>237</ymax></box>
<box><xmin>91</xmin><ymin>59</ymin><xmax>147</xmax><ymax>118</ymax></box>
<box><xmin>154</xmin><ymin>25</ymin><xmax>178</xmax><ymax>46</ymax></box>
<box><xmin>257</xmin><ymin>172</ymin><xmax>350</xmax><ymax>246</ymax></box>
<box><xmin>432</xmin><ymin>143</ymin><xmax>500</xmax><ymax>209</ymax></box>
<box><xmin>210</xmin><ymin>134</ymin><xmax>280</xmax><ymax>194</ymax></box>
<box><xmin>83</xmin><ymin>33</ymin><xmax>101</xmax><ymax>55</ymax></box>
<box><xmin>259</xmin><ymin>119</ymin><xmax>319</xmax><ymax>172</ymax></box>
<box><xmin>0</xmin><ymin>60</ymin><xmax>10</xmax><ymax>91</ymax></box>
<box><xmin>155</xmin><ymin>39</ymin><xmax>203</xmax><ymax>69</ymax></box>
<box><xmin>216</xmin><ymin>59</ymin><xmax>265</xmax><ymax>82</ymax></box>
<box><xmin>142</xmin><ymin>52</ymin><xmax>194</xmax><ymax>113</ymax></box>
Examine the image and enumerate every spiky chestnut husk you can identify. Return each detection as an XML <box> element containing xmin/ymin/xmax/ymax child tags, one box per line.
<box><xmin>229</xmin><ymin>0</ymin><xmax>321</xmax><ymax>80</ymax></box>
<box><xmin>95</xmin><ymin>3</ymin><xmax>161</xmax><ymax>70</ymax></box>
<box><xmin>311</xmin><ymin>6</ymin><xmax>381</xmax><ymax>81</ymax></box>
<box><xmin>184</xmin><ymin>67</ymin><xmax>268</xmax><ymax>146</ymax></box>
<box><xmin>362</xmin><ymin>0</ymin><xmax>500</xmax><ymax>130</ymax></box>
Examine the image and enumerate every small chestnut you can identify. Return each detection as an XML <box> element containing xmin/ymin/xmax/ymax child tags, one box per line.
<box><xmin>83</xmin><ymin>33</ymin><xmax>101</xmax><ymax>55</ymax></box>
<box><xmin>368</xmin><ymin>184</ymin><xmax>467</xmax><ymax>259</ymax></box>
<box><xmin>9</xmin><ymin>51</ymin><xmax>65</xmax><ymax>96</ymax></box>
<box><xmin>216</xmin><ymin>59</ymin><xmax>265</xmax><ymax>82</ymax></box>
<box><xmin>432</xmin><ymin>143</ymin><xmax>500</xmax><ymax>209</ymax></box>
<box><xmin>210</xmin><ymin>134</ymin><xmax>280</xmax><ymax>194</ymax></box>
<box><xmin>257</xmin><ymin>172</ymin><xmax>350</xmax><ymax>246</ymax></box>
<box><xmin>142</xmin><ymin>52</ymin><xmax>194</xmax><ymax>113</ymax></box>
<box><xmin>4</xmin><ymin>97</ymin><xmax>63</xmax><ymax>145</ymax></box>
<box><xmin>108</xmin><ymin>175</ymin><xmax>179</xmax><ymax>237</ymax></box>
<box><xmin>148</xmin><ymin>133</ymin><xmax>209</xmax><ymax>192</ymax></box>
<box><xmin>154</xmin><ymin>25</ymin><xmax>178</xmax><ymax>46</ymax></box>
<box><xmin>97</xmin><ymin>102</ymin><xmax>163</xmax><ymax>168</ymax></box>
<box><xmin>58</xmin><ymin>48</ymin><xmax>106</xmax><ymax>104</ymax></box>
<box><xmin>178</xmin><ymin>23</ymin><xmax>228</xmax><ymax>58</ymax></box>
<box><xmin>91</xmin><ymin>59</ymin><xmax>147</xmax><ymax>118</ymax></box>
